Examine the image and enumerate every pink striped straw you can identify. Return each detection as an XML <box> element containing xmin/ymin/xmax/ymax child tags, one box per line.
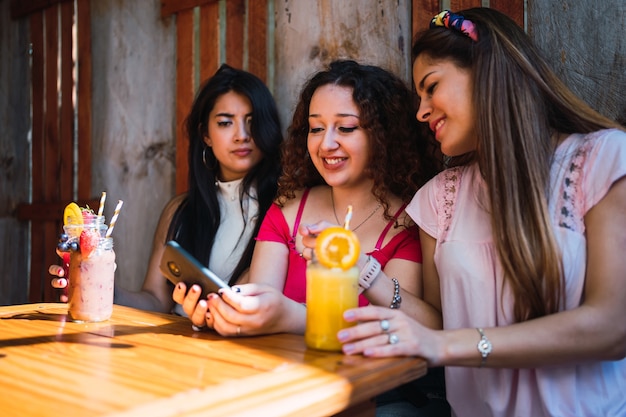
<box><xmin>105</xmin><ymin>200</ymin><xmax>123</xmax><ymax>238</ymax></box>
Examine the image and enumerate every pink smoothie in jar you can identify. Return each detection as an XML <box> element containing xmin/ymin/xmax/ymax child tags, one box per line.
<box><xmin>67</xmin><ymin>237</ymin><xmax>115</xmax><ymax>322</ymax></box>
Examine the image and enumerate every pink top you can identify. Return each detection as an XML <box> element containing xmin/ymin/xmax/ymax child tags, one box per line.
<box><xmin>407</xmin><ymin>129</ymin><xmax>626</xmax><ymax>417</ymax></box>
<box><xmin>257</xmin><ymin>189</ymin><xmax>421</xmax><ymax>306</ymax></box>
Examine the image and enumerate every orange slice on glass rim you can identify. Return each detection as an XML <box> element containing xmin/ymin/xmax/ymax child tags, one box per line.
<box><xmin>63</xmin><ymin>202</ymin><xmax>84</xmax><ymax>226</ymax></box>
<box><xmin>314</xmin><ymin>226</ymin><xmax>360</xmax><ymax>270</ymax></box>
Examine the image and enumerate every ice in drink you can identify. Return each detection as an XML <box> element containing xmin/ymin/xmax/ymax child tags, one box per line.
<box><xmin>305</xmin><ymin>262</ymin><xmax>359</xmax><ymax>351</ymax></box>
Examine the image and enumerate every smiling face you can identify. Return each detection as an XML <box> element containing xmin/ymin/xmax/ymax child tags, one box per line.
<box><xmin>307</xmin><ymin>84</ymin><xmax>371</xmax><ymax>189</ymax></box>
<box><xmin>204</xmin><ymin>91</ymin><xmax>263</xmax><ymax>182</ymax></box>
<box><xmin>413</xmin><ymin>55</ymin><xmax>478</xmax><ymax>156</ymax></box>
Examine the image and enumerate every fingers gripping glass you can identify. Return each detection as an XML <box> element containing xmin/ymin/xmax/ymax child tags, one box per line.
<box><xmin>159</xmin><ymin>241</ymin><xmax>230</xmax><ymax>298</ymax></box>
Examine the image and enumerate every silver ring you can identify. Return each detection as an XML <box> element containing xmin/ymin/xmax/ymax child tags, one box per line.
<box><xmin>380</xmin><ymin>319</ymin><xmax>390</xmax><ymax>333</ymax></box>
<box><xmin>236</xmin><ymin>326</ymin><xmax>241</xmax><ymax>336</ymax></box>
<box><xmin>192</xmin><ymin>324</ymin><xmax>206</xmax><ymax>332</ymax></box>
<box><xmin>388</xmin><ymin>333</ymin><xmax>399</xmax><ymax>345</ymax></box>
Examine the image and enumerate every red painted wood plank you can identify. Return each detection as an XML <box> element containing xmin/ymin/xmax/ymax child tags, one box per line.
<box><xmin>161</xmin><ymin>0</ymin><xmax>217</xmax><ymax>18</ymax></box>
<box><xmin>60</xmin><ymin>1</ymin><xmax>74</xmax><ymax>201</ymax></box>
<box><xmin>76</xmin><ymin>0</ymin><xmax>93</xmax><ymax>200</ymax></box>
<box><xmin>412</xmin><ymin>0</ymin><xmax>440</xmax><ymax>37</ymax></box>
<box><xmin>200</xmin><ymin>1</ymin><xmax>220</xmax><ymax>81</ymax></box>
<box><xmin>44</xmin><ymin>5</ymin><xmax>59</xmax><ymax>202</ymax></box>
<box><xmin>247</xmin><ymin>0</ymin><xmax>267</xmax><ymax>82</ymax></box>
<box><xmin>176</xmin><ymin>9</ymin><xmax>195</xmax><ymax>193</ymax></box>
<box><xmin>28</xmin><ymin>12</ymin><xmax>45</xmax><ymax>302</ymax></box>
<box><xmin>490</xmin><ymin>0</ymin><xmax>524</xmax><ymax>28</ymax></box>
<box><xmin>450</xmin><ymin>0</ymin><xmax>483</xmax><ymax>11</ymax></box>
<box><xmin>31</xmin><ymin>12</ymin><xmax>44</xmax><ymax>203</ymax></box>
<box><xmin>225</xmin><ymin>0</ymin><xmax>244</xmax><ymax>69</ymax></box>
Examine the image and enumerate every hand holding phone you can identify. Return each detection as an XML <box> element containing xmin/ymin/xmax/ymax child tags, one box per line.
<box><xmin>159</xmin><ymin>241</ymin><xmax>230</xmax><ymax>298</ymax></box>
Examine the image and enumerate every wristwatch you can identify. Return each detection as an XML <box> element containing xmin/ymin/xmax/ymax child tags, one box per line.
<box><xmin>476</xmin><ymin>327</ymin><xmax>492</xmax><ymax>367</ymax></box>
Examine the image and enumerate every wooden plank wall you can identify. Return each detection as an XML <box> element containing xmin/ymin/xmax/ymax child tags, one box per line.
<box><xmin>163</xmin><ymin>0</ymin><xmax>523</xmax><ymax>194</ymax></box>
<box><xmin>161</xmin><ymin>0</ymin><xmax>269</xmax><ymax>194</ymax></box>
<box><xmin>412</xmin><ymin>0</ymin><xmax>524</xmax><ymax>34</ymax></box>
<box><xmin>11</xmin><ymin>0</ymin><xmax>97</xmax><ymax>302</ymax></box>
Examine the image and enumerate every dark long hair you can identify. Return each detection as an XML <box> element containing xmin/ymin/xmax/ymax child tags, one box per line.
<box><xmin>278</xmin><ymin>59</ymin><xmax>441</xmax><ymax>220</ymax></box>
<box><xmin>167</xmin><ymin>64</ymin><xmax>283</xmax><ymax>284</ymax></box>
<box><xmin>412</xmin><ymin>8</ymin><xmax>622</xmax><ymax>321</ymax></box>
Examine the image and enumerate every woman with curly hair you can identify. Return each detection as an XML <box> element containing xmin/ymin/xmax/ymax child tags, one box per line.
<box><xmin>174</xmin><ymin>60</ymin><xmax>441</xmax><ymax>336</ymax></box>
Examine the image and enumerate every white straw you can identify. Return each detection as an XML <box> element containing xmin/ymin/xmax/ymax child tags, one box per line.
<box><xmin>343</xmin><ymin>205</ymin><xmax>353</xmax><ymax>230</ymax></box>
<box><xmin>97</xmin><ymin>192</ymin><xmax>107</xmax><ymax>217</ymax></box>
<box><xmin>105</xmin><ymin>200</ymin><xmax>123</xmax><ymax>238</ymax></box>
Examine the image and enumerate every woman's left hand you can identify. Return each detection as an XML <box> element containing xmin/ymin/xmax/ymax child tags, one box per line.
<box><xmin>338</xmin><ymin>305</ymin><xmax>442</xmax><ymax>365</ymax></box>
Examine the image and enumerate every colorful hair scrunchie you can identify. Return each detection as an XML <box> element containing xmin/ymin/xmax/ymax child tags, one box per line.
<box><xmin>430</xmin><ymin>10</ymin><xmax>478</xmax><ymax>42</ymax></box>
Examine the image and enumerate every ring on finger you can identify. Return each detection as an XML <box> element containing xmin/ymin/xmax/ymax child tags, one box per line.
<box><xmin>192</xmin><ymin>324</ymin><xmax>206</xmax><ymax>332</ymax></box>
<box><xmin>388</xmin><ymin>333</ymin><xmax>399</xmax><ymax>345</ymax></box>
<box><xmin>380</xmin><ymin>319</ymin><xmax>390</xmax><ymax>333</ymax></box>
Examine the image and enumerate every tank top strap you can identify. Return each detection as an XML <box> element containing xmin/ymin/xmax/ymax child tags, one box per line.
<box><xmin>292</xmin><ymin>188</ymin><xmax>311</xmax><ymax>240</ymax></box>
<box><xmin>374</xmin><ymin>203</ymin><xmax>407</xmax><ymax>250</ymax></box>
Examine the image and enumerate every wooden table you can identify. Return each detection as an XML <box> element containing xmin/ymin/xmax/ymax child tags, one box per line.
<box><xmin>0</xmin><ymin>303</ymin><xmax>426</xmax><ymax>417</ymax></box>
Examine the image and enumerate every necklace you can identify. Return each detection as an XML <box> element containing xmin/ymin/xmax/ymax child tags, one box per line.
<box><xmin>330</xmin><ymin>189</ymin><xmax>382</xmax><ymax>232</ymax></box>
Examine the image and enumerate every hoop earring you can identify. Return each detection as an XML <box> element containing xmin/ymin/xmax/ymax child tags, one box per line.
<box><xmin>202</xmin><ymin>146</ymin><xmax>217</xmax><ymax>170</ymax></box>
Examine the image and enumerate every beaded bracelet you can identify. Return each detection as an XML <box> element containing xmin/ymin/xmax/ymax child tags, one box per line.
<box><xmin>389</xmin><ymin>278</ymin><xmax>402</xmax><ymax>309</ymax></box>
<box><xmin>358</xmin><ymin>255</ymin><xmax>381</xmax><ymax>294</ymax></box>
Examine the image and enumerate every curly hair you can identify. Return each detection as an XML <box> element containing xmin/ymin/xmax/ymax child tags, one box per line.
<box><xmin>278</xmin><ymin>60</ymin><xmax>440</xmax><ymax>220</ymax></box>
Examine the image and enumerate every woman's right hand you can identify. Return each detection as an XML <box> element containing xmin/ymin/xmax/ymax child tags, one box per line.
<box><xmin>205</xmin><ymin>283</ymin><xmax>306</xmax><ymax>336</ymax></box>
<box><xmin>172</xmin><ymin>282</ymin><xmax>215</xmax><ymax>329</ymax></box>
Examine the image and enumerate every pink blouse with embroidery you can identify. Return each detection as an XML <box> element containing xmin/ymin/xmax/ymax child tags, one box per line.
<box><xmin>407</xmin><ymin>129</ymin><xmax>626</xmax><ymax>417</ymax></box>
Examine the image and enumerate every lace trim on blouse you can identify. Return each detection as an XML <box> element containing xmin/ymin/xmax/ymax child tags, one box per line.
<box><xmin>436</xmin><ymin>166</ymin><xmax>462</xmax><ymax>242</ymax></box>
<box><xmin>556</xmin><ymin>132</ymin><xmax>594</xmax><ymax>233</ymax></box>
<box><xmin>434</xmin><ymin>132</ymin><xmax>595</xmax><ymax>241</ymax></box>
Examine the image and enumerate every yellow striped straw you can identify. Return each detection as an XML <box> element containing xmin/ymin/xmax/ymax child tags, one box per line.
<box><xmin>105</xmin><ymin>200</ymin><xmax>123</xmax><ymax>238</ymax></box>
<box><xmin>97</xmin><ymin>191</ymin><xmax>107</xmax><ymax>217</ymax></box>
<box><xmin>343</xmin><ymin>205</ymin><xmax>353</xmax><ymax>230</ymax></box>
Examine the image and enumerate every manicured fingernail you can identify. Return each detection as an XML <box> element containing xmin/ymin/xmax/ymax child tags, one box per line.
<box><xmin>343</xmin><ymin>310</ymin><xmax>355</xmax><ymax>320</ymax></box>
<box><xmin>343</xmin><ymin>344</ymin><xmax>355</xmax><ymax>354</ymax></box>
<box><xmin>233</xmin><ymin>286</ymin><xmax>241</xmax><ymax>293</ymax></box>
<box><xmin>337</xmin><ymin>330</ymin><xmax>349</xmax><ymax>341</ymax></box>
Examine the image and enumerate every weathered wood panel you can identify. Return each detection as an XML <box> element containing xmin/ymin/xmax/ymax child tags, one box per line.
<box><xmin>90</xmin><ymin>0</ymin><xmax>176</xmax><ymax>292</ymax></box>
<box><xmin>274</xmin><ymin>0</ymin><xmax>412</xmax><ymax>130</ymax></box>
<box><xmin>0</xmin><ymin>0</ymin><xmax>30</xmax><ymax>305</ymax></box>
<box><xmin>529</xmin><ymin>0</ymin><xmax>626</xmax><ymax>123</ymax></box>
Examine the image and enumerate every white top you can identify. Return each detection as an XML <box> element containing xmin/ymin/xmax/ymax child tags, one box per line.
<box><xmin>173</xmin><ymin>179</ymin><xmax>259</xmax><ymax>317</ymax></box>
<box><xmin>407</xmin><ymin>129</ymin><xmax>626</xmax><ymax>417</ymax></box>
<box><xmin>210</xmin><ymin>178</ymin><xmax>259</xmax><ymax>281</ymax></box>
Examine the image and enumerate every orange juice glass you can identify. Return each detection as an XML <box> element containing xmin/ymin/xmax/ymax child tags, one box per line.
<box><xmin>305</xmin><ymin>262</ymin><xmax>359</xmax><ymax>351</ymax></box>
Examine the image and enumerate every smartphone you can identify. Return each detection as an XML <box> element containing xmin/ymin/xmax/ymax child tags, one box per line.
<box><xmin>159</xmin><ymin>240</ymin><xmax>230</xmax><ymax>298</ymax></box>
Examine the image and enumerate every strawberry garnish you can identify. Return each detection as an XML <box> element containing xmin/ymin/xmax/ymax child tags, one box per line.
<box><xmin>81</xmin><ymin>206</ymin><xmax>96</xmax><ymax>222</ymax></box>
<box><xmin>79</xmin><ymin>229</ymin><xmax>100</xmax><ymax>257</ymax></box>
